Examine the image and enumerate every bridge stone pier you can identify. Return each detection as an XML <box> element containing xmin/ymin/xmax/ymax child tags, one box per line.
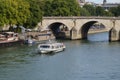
<box><xmin>38</xmin><ymin>17</ymin><xmax>120</xmax><ymax>41</ymax></box>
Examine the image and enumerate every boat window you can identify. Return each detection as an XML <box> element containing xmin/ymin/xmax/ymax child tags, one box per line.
<box><xmin>40</xmin><ymin>45</ymin><xmax>50</xmax><ymax>48</ymax></box>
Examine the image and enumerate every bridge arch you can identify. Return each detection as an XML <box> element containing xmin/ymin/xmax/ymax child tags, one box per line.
<box><xmin>48</xmin><ymin>22</ymin><xmax>70</xmax><ymax>39</ymax></box>
<box><xmin>79</xmin><ymin>21</ymin><xmax>107</xmax><ymax>39</ymax></box>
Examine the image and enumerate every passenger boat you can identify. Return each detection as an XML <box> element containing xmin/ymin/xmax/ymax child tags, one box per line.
<box><xmin>0</xmin><ymin>32</ymin><xmax>23</xmax><ymax>47</ymax></box>
<box><xmin>37</xmin><ymin>40</ymin><xmax>66</xmax><ymax>54</ymax></box>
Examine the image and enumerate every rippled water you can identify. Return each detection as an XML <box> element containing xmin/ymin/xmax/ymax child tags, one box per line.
<box><xmin>0</xmin><ymin>32</ymin><xmax>120</xmax><ymax>80</ymax></box>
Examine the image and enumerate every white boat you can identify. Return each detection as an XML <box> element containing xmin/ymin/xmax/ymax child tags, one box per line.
<box><xmin>37</xmin><ymin>40</ymin><xmax>66</xmax><ymax>54</ymax></box>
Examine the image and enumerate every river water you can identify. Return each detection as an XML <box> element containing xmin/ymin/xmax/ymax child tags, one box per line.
<box><xmin>0</xmin><ymin>32</ymin><xmax>120</xmax><ymax>80</ymax></box>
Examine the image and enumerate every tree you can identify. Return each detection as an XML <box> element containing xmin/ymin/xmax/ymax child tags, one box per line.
<box><xmin>109</xmin><ymin>7</ymin><xmax>117</xmax><ymax>16</ymax></box>
<box><xmin>43</xmin><ymin>0</ymin><xmax>80</xmax><ymax>16</ymax></box>
<box><xmin>0</xmin><ymin>0</ymin><xmax>30</xmax><ymax>27</ymax></box>
<box><xmin>43</xmin><ymin>0</ymin><xmax>53</xmax><ymax>16</ymax></box>
<box><xmin>67</xmin><ymin>0</ymin><xmax>80</xmax><ymax>16</ymax></box>
<box><xmin>25</xmin><ymin>0</ymin><xmax>43</xmax><ymax>28</ymax></box>
<box><xmin>103</xmin><ymin>10</ymin><xmax>113</xmax><ymax>16</ymax></box>
<box><xmin>80</xmin><ymin>7</ymin><xmax>91</xmax><ymax>16</ymax></box>
<box><xmin>83</xmin><ymin>4</ymin><xmax>96</xmax><ymax>16</ymax></box>
<box><xmin>95</xmin><ymin>6</ymin><xmax>105</xmax><ymax>16</ymax></box>
<box><xmin>51</xmin><ymin>0</ymin><xmax>71</xmax><ymax>16</ymax></box>
<box><xmin>116</xmin><ymin>5</ymin><xmax>120</xmax><ymax>16</ymax></box>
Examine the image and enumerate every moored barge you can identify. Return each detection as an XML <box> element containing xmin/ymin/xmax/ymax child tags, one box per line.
<box><xmin>0</xmin><ymin>32</ymin><xmax>23</xmax><ymax>47</ymax></box>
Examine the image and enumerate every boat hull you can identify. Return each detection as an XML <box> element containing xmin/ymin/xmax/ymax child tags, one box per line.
<box><xmin>0</xmin><ymin>40</ymin><xmax>24</xmax><ymax>47</ymax></box>
<box><xmin>38</xmin><ymin>48</ymin><xmax>65</xmax><ymax>54</ymax></box>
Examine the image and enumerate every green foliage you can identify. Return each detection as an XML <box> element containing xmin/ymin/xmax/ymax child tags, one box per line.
<box><xmin>67</xmin><ymin>0</ymin><xmax>80</xmax><ymax>16</ymax></box>
<box><xmin>95</xmin><ymin>6</ymin><xmax>105</xmax><ymax>16</ymax></box>
<box><xmin>109</xmin><ymin>7</ymin><xmax>117</xmax><ymax>16</ymax></box>
<box><xmin>25</xmin><ymin>0</ymin><xmax>43</xmax><ymax>28</ymax></box>
<box><xmin>43</xmin><ymin>0</ymin><xmax>80</xmax><ymax>16</ymax></box>
<box><xmin>0</xmin><ymin>0</ymin><xmax>30</xmax><ymax>27</ymax></box>
<box><xmin>80</xmin><ymin>7</ymin><xmax>91</xmax><ymax>16</ymax></box>
<box><xmin>43</xmin><ymin>0</ymin><xmax>53</xmax><ymax>16</ymax></box>
<box><xmin>103</xmin><ymin>10</ymin><xmax>113</xmax><ymax>16</ymax></box>
<box><xmin>116</xmin><ymin>5</ymin><xmax>120</xmax><ymax>16</ymax></box>
<box><xmin>51</xmin><ymin>0</ymin><xmax>71</xmax><ymax>16</ymax></box>
<box><xmin>109</xmin><ymin>5</ymin><xmax>120</xmax><ymax>16</ymax></box>
<box><xmin>83</xmin><ymin>4</ymin><xmax>96</xmax><ymax>16</ymax></box>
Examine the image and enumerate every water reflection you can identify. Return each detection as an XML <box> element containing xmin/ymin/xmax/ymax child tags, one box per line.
<box><xmin>88</xmin><ymin>32</ymin><xmax>109</xmax><ymax>42</ymax></box>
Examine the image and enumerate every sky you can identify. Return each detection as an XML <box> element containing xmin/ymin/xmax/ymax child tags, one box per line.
<box><xmin>86</xmin><ymin>0</ymin><xmax>120</xmax><ymax>3</ymax></box>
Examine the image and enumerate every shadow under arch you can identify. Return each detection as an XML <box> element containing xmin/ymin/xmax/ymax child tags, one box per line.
<box><xmin>48</xmin><ymin>22</ymin><xmax>69</xmax><ymax>39</ymax></box>
<box><xmin>80</xmin><ymin>21</ymin><xmax>98</xmax><ymax>39</ymax></box>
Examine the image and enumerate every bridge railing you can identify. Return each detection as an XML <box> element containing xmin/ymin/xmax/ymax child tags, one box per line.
<box><xmin>43</xmin><ymin>16</ymin><xmax>120</xmax><ymax>20</ymax></box>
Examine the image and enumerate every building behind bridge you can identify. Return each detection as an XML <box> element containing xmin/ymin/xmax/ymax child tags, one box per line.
<box><xmin>77</xmin><ymin>0</ymin><xmax>120</xmax><ymax>10</ymax></box>
<box><xmin>101</xmin><ymin>0</ymin><xmax>120</xmax><ymax>10</ymax></box>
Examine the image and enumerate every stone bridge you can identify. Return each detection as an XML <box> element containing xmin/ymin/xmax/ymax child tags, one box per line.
<box><xmin>38</xmin><ymin>17</ymin><xmax>120</xmax><ymax>41</ymax></box>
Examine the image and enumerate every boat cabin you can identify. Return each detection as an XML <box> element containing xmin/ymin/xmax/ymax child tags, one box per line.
<box><xmin>0</xmin><ymin>32</ymin><xmax>18</xmax><ymax>41</ymax></box>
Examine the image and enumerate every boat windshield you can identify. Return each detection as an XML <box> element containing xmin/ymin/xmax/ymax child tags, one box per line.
<box><xmin>40</xmin><ymin>45</ymin><xmax>50</xmax><ymax>48</ymax></box>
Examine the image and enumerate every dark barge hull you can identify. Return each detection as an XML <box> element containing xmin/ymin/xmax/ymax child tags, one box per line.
<box><xmin>0</xmin><ymin>40</ymin><xmax>24</xmax><ymax>47</ymax></box>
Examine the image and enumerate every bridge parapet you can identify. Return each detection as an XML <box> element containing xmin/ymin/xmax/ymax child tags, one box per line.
<box><xmin>43</xmin><ymin>16</ymin><xmax>120</xmax><ymax>20</ymax></box>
